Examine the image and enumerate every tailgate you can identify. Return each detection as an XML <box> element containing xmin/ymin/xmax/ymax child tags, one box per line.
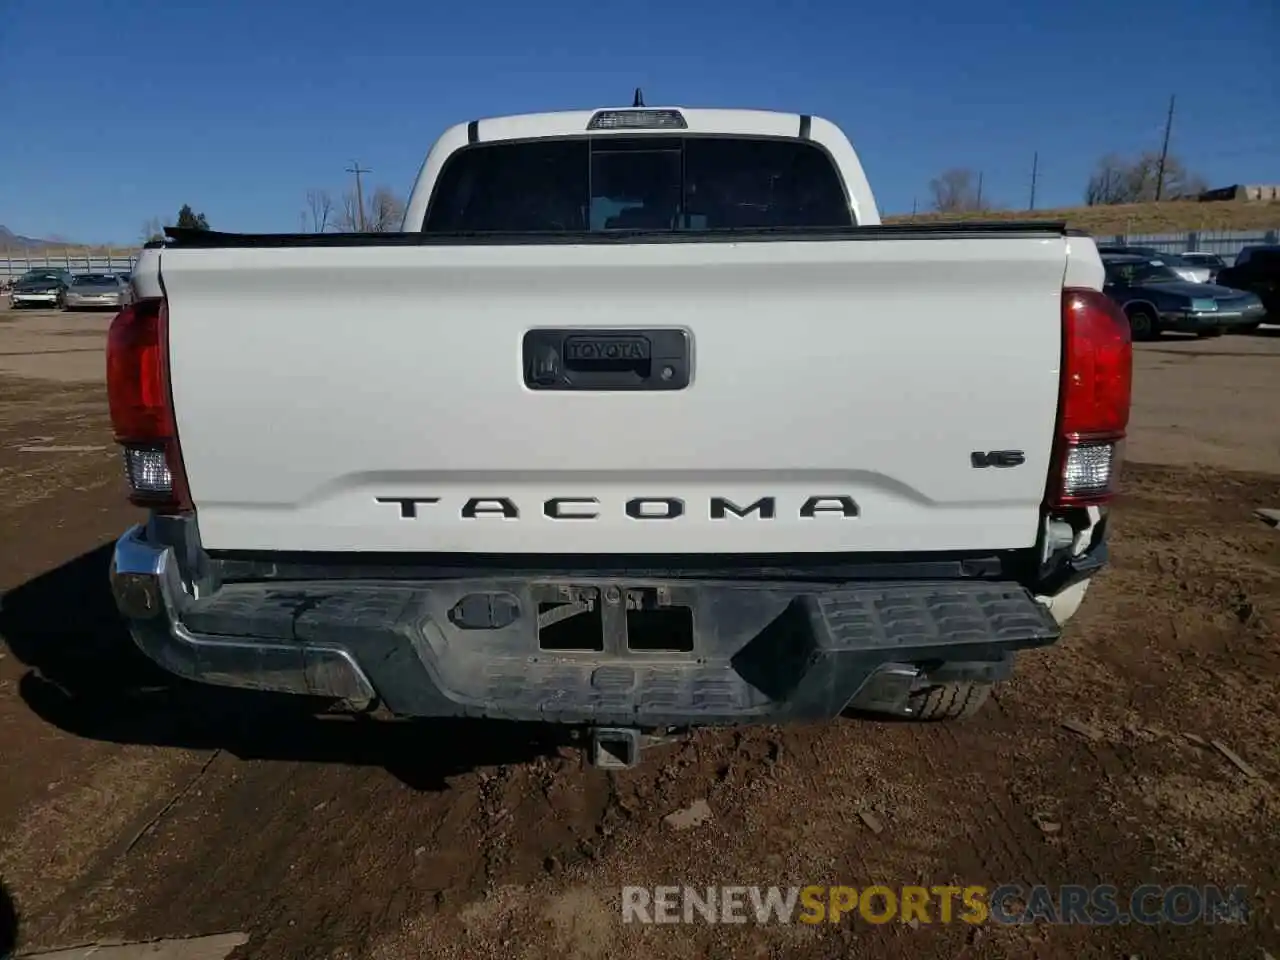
<box><xmin>161</xmin><ymin>237</ymin><xmax>1067</xmax><ymax>554</ymax></box>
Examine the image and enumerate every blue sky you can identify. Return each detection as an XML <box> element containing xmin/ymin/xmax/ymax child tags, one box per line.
<box><xmin>1</xmin><ymin>0</ymin><xmax>1275</xmax><ymax>244</ymax></box>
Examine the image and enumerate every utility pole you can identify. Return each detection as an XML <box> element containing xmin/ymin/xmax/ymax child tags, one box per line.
<box><xmin>976</xmin><ymin>171</ymin><xmax>984</xmax><ymax>210</ymax></box>
<box><xmin>1154</xmin><ymin>94</ymin><xmax>1175</xmax><ymax>201</ymax></box>
<box><xmin>1029</xmin><ymin>151</ymin><xmax>1039</xmax><ymax>211</ymax></box>
<box><xmin>911</xmin><ymin>197</ymin><xmax>917</xmax><ymax>217</ymax></box>
<box><xmin>346</xmin><ymin>161</ymin><xmax>371</xmax><ymax>230</ymax></box>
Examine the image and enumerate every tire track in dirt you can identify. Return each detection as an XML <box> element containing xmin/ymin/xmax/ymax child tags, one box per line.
<box><xmin>0</xmin><ymin>748</ymin><xmax>212</xmax><ymax>946</ymax></box>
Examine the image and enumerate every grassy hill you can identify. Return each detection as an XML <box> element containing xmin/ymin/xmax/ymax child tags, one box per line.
<box><xmin>886</xmin><ymin>200</ymin><xmax>1280</xmax><ymax>236</ymax></box>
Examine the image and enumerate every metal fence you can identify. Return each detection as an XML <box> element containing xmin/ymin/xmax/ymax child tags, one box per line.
<box><xmin>1094</xmin><ymin>229</ymin><xmax>1278</xmax><ymax>264</ymax></box>
<box><xmin>1</xmin><ymin>250</ymin><xmax>139</xmax><ymax>280</ymax></box>
<box><xmin>3</xmin><ymin>227</ymin><xmax>1277</xmax><ymax>278</ymax></box>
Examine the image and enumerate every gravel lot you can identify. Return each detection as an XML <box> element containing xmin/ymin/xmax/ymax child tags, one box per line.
<box><xmin>0</xmin><ymin>307</ymin><xmax>1277</xmax><ymax>959</ymax></box>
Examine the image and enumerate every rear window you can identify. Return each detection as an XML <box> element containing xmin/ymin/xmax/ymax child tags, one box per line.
<box><xmin>1242</xmin><ymin>249</ymin><xmax>1280</xmax><ymax>269</ymax></box>
<box><xmin>422</xmin><ymin>136</ymin><xmax>852</xmax><ymax>233</ymax></box>
<box><xmin>1105</xmin><ymin>259</ymin><xmax>1180</xmax><ymax>284</ymax></box>
<box><xmin>1181</xmin><ymin>253</ymin><xmax>1223</xmax><ymax>266</ymax></box>
<box><xmin>1236</xmin><ymin>246</ymin><xmax>1280</xmax><ymax>266</ymax></box>
<box><xmin>72</xmin><ymin>275</ymin><xmax>117</xmax><ymax>286</ymax></box>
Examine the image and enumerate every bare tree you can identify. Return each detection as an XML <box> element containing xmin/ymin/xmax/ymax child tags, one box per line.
<box><xmin>1085</xmin><ymin>151</ymin><xmax>1207</xmax><ymax>205</ymax></box>
<box><xmin>303</xmin><ymin>189</ymin><xmax>334</xmax><ymax>232</ymax></box>
<box><xmin>140</xmin><ymin>217</ymin><xmax>165</xmax><ymax>243</ymax></box>
<box><xmin>1085</xmin><ymin>154</ymin><xmax>1131</xmax><ymax>206</ymax></box>
<box><xmin>336</xmin><ymin>191</ymin><xmax>360</xmax><ymax>232</ymax></box>
<box><xmin>366</xmin><ymin>186</ymin><xmax>406</xmax><ymax>231</ymax></box>
<box><xmin>1134</xmin><ymin>151</ymin><xmax>1207</xmax><ymax>200</ymax></box>
<box><xmin>335</xmin><ymin>185</ymin><xmax>406</xmax><ymax>232</ymax></box>
<box><xmin>928</xmin><ymin>168</ymin><xmax>986</xmax><ymax>213</ymax></box>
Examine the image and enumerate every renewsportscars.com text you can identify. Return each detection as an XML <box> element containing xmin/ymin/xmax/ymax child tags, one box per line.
<box><xmin>621</xmin><ymin>884</ymin><xmax>1250</xmax><ymax>926</ymax></box>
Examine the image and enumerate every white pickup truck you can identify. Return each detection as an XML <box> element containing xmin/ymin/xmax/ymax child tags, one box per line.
<box><xmin>108</xmin><ymin>104</ymin><xmax>1131</xmax><ymax>767</ymax></box>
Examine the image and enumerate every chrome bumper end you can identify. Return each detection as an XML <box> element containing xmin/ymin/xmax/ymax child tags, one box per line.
<box><xmin>109</xmin><ymin>524</ymin><xmax>375</xmax><ymax>705</ymax></box>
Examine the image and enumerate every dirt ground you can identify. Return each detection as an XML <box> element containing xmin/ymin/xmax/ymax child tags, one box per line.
<box><xmin>0</xmin><ymin>307</ymin><xmax>1277</xmax><ymax>959</ymax></box>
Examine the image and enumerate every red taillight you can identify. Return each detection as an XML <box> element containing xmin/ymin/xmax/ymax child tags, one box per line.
<box><xmin>1046</xmin><ymin>288</ymin><xmax>1133</xmax><ymax>508</ymax></box>
<box><xmin>106</xmin><ymin>298</ymin><xmax>192</xmax><ymax>512</ymax></box>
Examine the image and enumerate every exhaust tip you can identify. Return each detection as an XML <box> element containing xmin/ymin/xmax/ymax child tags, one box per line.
<box><xmin>846</xmin><ymin>663</ymin><xmax>921</xmax><ymax>716</ymax></box>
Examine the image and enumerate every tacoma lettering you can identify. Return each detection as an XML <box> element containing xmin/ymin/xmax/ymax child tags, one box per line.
<box><xmin>625</xmin><ymin>497</ymin><xmax>684</xmax><ymax>520</ymax></box>
<box><xmin>544</xmin><ymin>497</ymin><xmax>599</xmax><ymax>520</ymax></box>
<box><xmin>379</xmin><ymin>495</ymin><xmax>859</xmax><ymax>519</ymax></box>
<box><xmin>799</xmin><ymin>496</ymin><xmax>859</xmax><ymax>518</ymax></box>
<box><xmin>461</xmin><ymin>497</ymin><xmax>519</xmax><ymax>519</ymax></box>
<box><xmin>374</xmin><ymin>496</ymin><xmax>440</xmax><ymax>518</ymax></box>
<box><xmin>710</xmin><ymin>496</ymin><xmax>776</xmax><ymax>520</ymax></box>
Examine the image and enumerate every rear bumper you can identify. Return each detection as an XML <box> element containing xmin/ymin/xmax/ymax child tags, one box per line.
<box><xmin>1159</xmin><ymin>307</ymin><xmax>1265</xmax><ymax>331</ymax></box>
<box><xmin>111</xmin><ymin>526</ymin><xmax>375</xmax><ymax>704</ymax></box>
<box><xmin>10</xmin><ymin>292</ymin><xmax>59</xmax><ymax>306</ymax></box>
<box><xmin>110</xmin><ymin>524</ymin><xmax>1068</xmax><ymax>726</ymax></box>
<box><xmin>64</xmin><ymin>296</ymin><xmax>124</xmax><ymax>309</ymax></box>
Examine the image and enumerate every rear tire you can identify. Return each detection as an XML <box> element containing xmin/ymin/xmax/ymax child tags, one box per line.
<box><xmin>1126</xmin><ymin>306</ymin><xmax>1159</xmax><ymax>341</ymax></box>
<box><xmin>907</xmin><ymin>681</ymin><xmax>993</xmax><ymax>721</ymax></box>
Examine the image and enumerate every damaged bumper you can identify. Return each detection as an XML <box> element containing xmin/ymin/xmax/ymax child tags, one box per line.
<box><xmin>109</xmin><ymin>523</ymin><xmax>1078</xmax><ymax>727</ymax></box>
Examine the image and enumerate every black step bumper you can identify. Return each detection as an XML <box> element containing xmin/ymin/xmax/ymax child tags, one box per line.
<box><xmin>110</xmin><ymin>525</ymin><xmax>1062</xmax><ymax>727</ymax></box>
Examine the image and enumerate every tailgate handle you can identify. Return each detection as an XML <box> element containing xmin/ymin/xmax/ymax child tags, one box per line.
<box><xmin>523</xmin><ymin>329</ymin><xmax>690</xmax><ymax>391</ymax></box>
<box><xmin>565</xmin><ymin>336</ymin><xmax>650</xmax><ymax>377</ymax></box>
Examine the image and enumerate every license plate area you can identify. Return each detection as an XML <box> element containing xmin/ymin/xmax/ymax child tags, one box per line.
<box><xmin>534</xmin><ymin>584</ymin><xmax>696</xmax><ymax>654</ymax></box>
<box><xmin>523</xmin><ymin>328</ymin><xmax>690</xmax><ymax>391</ymax></box>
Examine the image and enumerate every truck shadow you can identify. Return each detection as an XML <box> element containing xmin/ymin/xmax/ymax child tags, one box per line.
<box><xmin>0</xmin><ymin>543</ymin><xmax>570</xmax><ymax>791</ymax></box>
<box><xmin>0</xmin><ymin>879</ymin><xmax>15</xmax><ymax>960</ymax></box>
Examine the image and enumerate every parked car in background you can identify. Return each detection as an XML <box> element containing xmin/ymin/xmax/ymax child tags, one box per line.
<box><xmin>1102</xmin><ymin>254</ymin><xmax>1266</xmax><ymax>339</ymax></box>
<box><xmin>1096</xmin><ymin>245</ymin><xmax>1210</xmax><ymax>283</ymax></box>
<box><xmin>63</xmin><ymin>274</ymin><xmax>132</xmax><ymax>311</ymax></box>
<box><xmin>1215</xmin><ymin>245</ymin><xmax>1280</xmax><ymax>322</ymax></box>
<box><xmin>1232</xmin><ymin>244</ymin><xmax>1280</xmax><ymax>269</ymax></box>
<box><xmin>16</xmin><ymin>268</ymin><xmax>73</xmax><ymax>285</ymax></box>
<box><xmin>8</xmin><ymin>270</ymin><xmax>71</xmax><ymax>309</ymax></box>
<box><xmin>1177</xmin><ymin>251</ymin><xmax>1227</xmax><ymax>282</ymax></box>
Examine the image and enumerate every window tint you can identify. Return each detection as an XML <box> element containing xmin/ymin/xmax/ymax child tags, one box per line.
<box><xmin>590</xmin><ymin>138</ymin><xmax>683</xmax><ymax>230</ymax></box>
<box><xmin>424</xmin><ymin>139</ymin><xmax>590</xmax><ymax>232</ymax></box>
<box><xmin>1182</xmin><ymin>253</ymin><xmax>1223</xmax><ymax>266</ymax></box>
<box><xmin>1105</xmin><ymin>260</ymin><xmax>1179</xmax><ymax>284</ymax></box>
<box><xmin>684</xmin><ymin>138</ymin><xmax>851</xmax><ymax>229</ymax></box>
<box><xmin>72</xmin><ymin>275</ymin><xmax>118</xmax><ymax>286</ymax></box>
<box><xmin>423</xmin><ymin>136</ymin><xmax>852</xmax><ymax>233</ymax></box>
<box><xmin>1234</xmin><ymin>246</ymin><xmax>1279</xmax><ymax>266</ymax></box>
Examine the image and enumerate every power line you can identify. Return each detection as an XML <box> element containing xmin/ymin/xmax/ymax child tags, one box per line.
<box><xmin>1029</xmin><ymin>151</ymin><xmax>1039</xmax><ymax>211</ymax></box>
<box><xmin>345</xmin><ymin>161</ymin><xmax>371</xmax><ymax>231</ymax></box>
<box><xmin>1154</xmin><ymin>95</ymin><xmax>1175</xmax><ymax>201</ymax></box>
